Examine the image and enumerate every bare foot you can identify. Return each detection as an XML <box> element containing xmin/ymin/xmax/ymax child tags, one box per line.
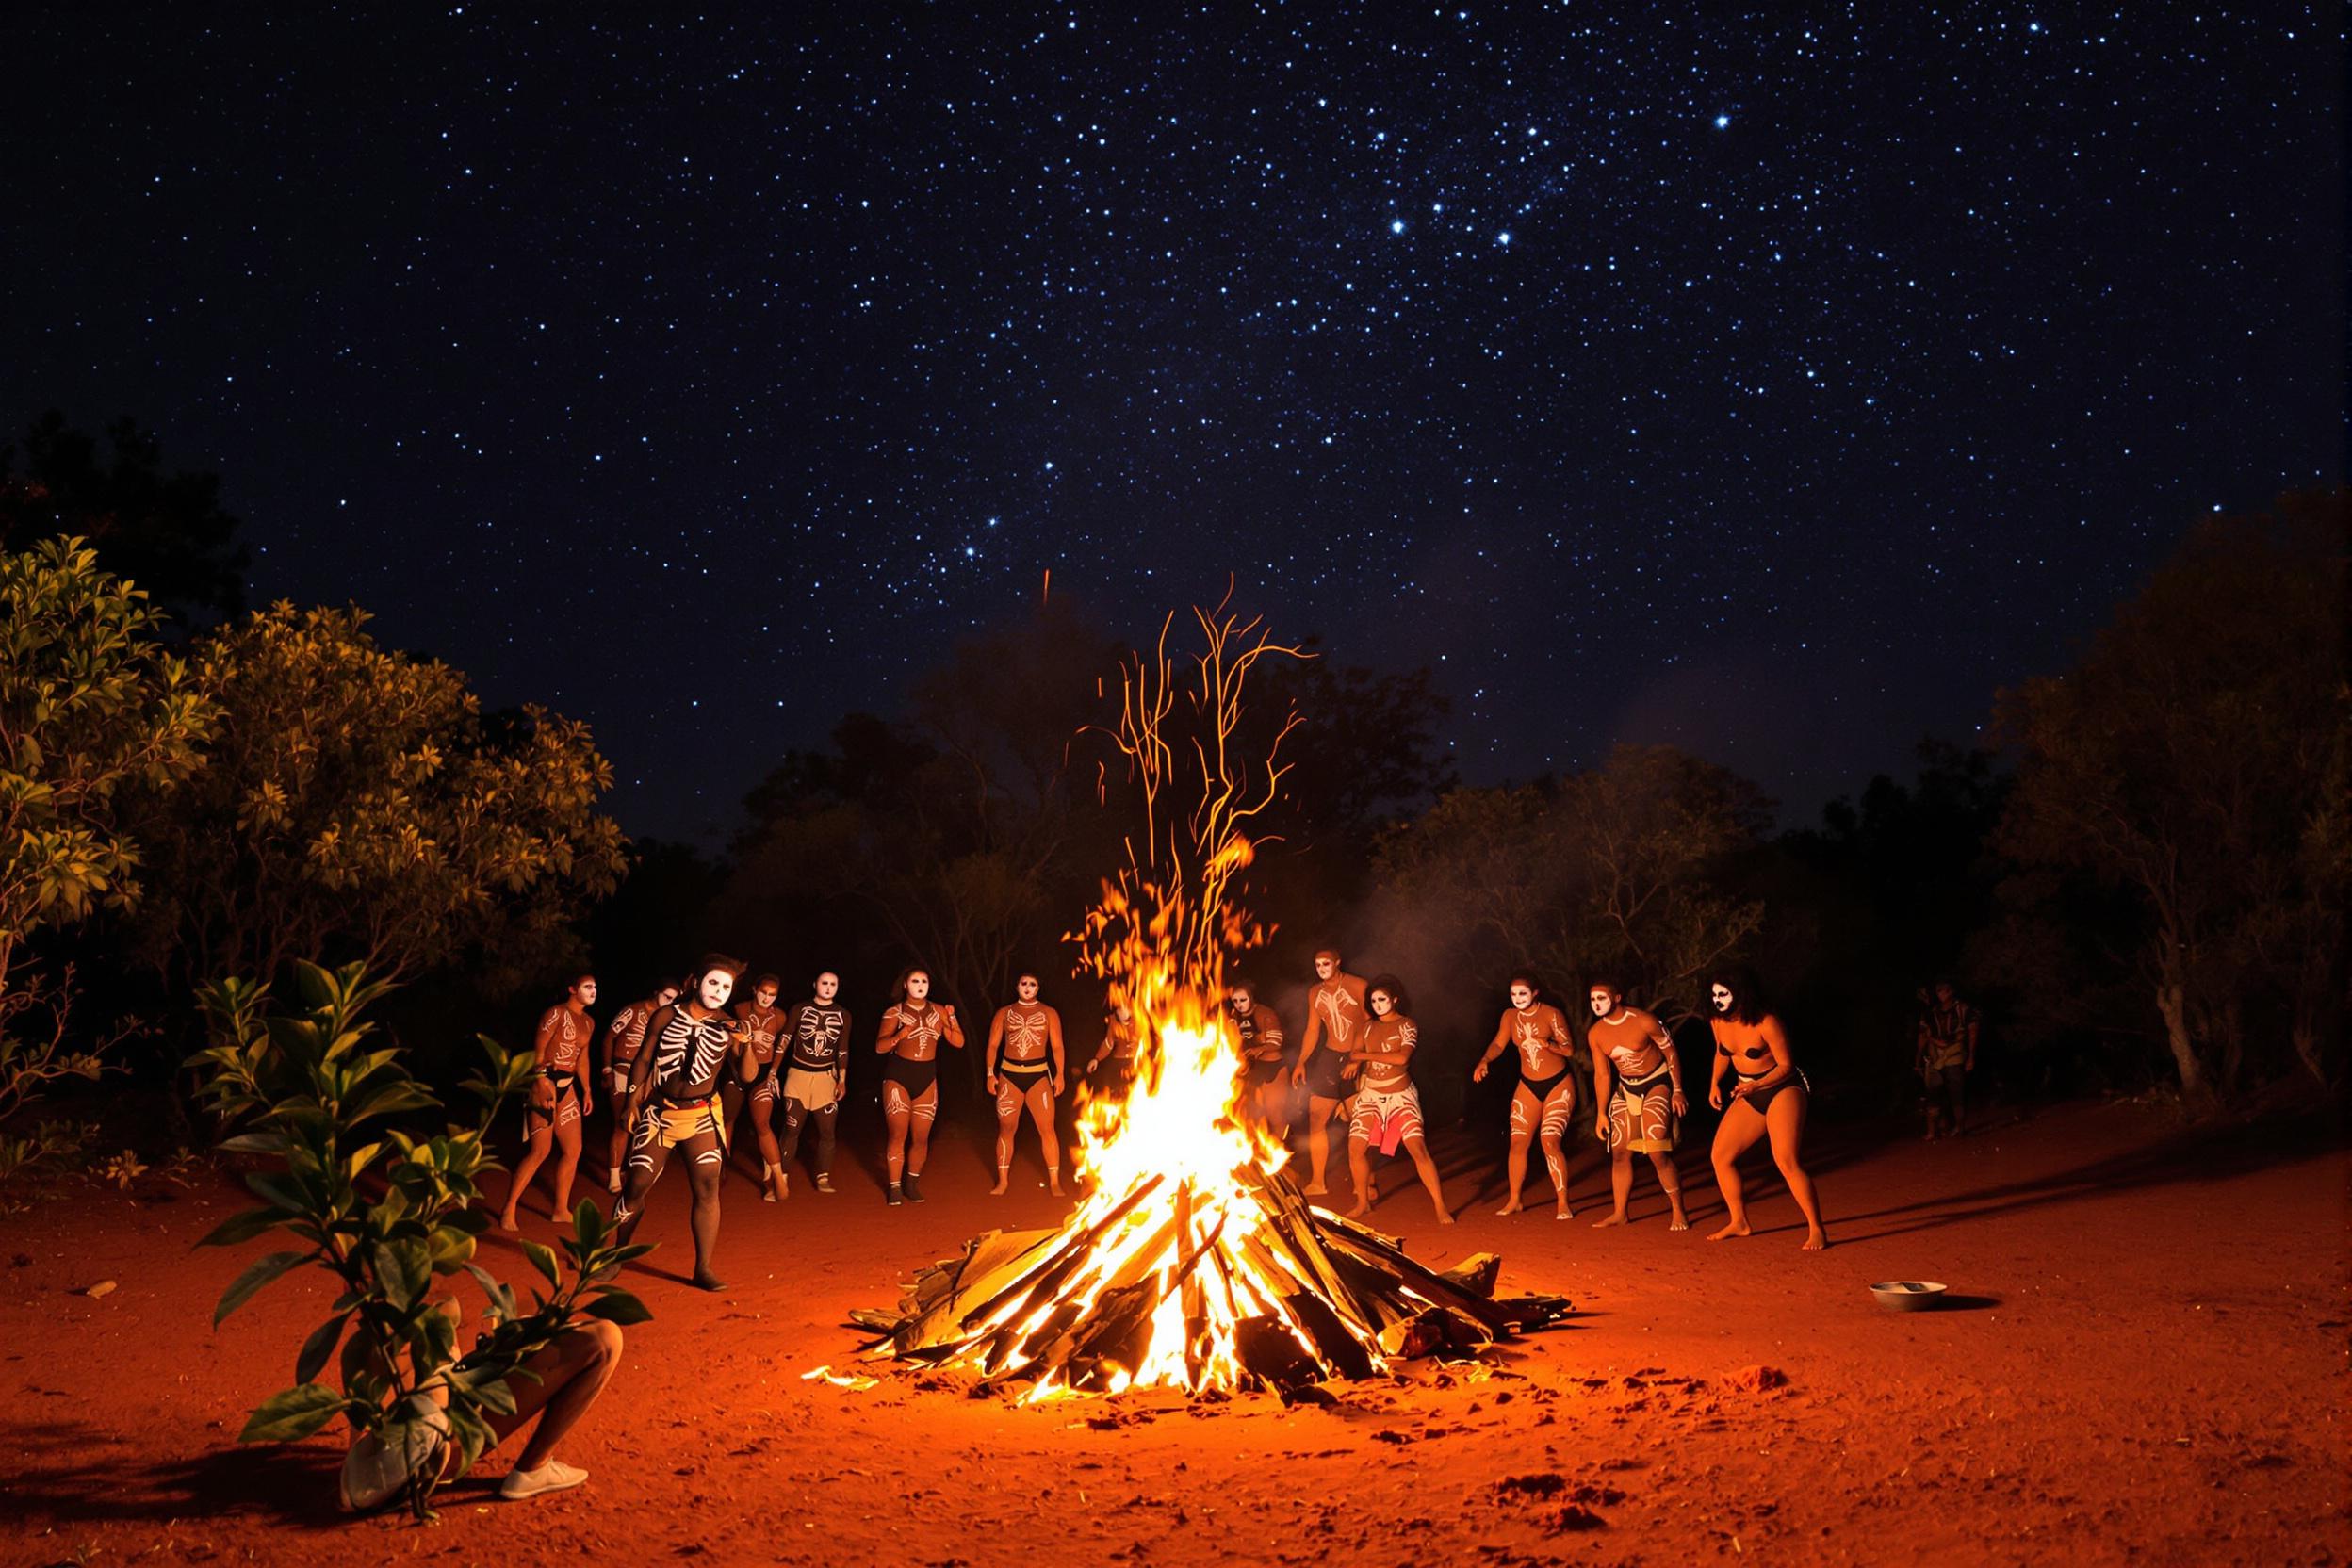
<box><xmin>1303</xmin><ymin>1183</ymin><xmax>1330</xmax><ymax>1196</ymax></box>
<box><xmin>1346</xmin><ymin>1200</ymin><xmax>1371</xmax><ymax>1218</ymax></box>
<box><xmin>1707</xmin><ymin>1217</ymin><xmax>1751</xmax><ymax>1241</ymax></box>
<box><xmin>1494</xmin><ymin>1200</ymin><xmax>1525</xmax><ymax>1217</ymax></box>
<box><xmin>988</xmin><ymin>1181</ymin><xmax>1008</xmax><ymax>1196</ymax></box>
<box><xmin>1669</xmin><ymin>1212</ymin><xmax>1690</xmax><ymax>1233</ymax></box>
<box><xmin>1590</xmin><ymin>1211</ymin><xmax>1627</xmax><ymax>1229</ymax></box>
<box><xmin>1434</xmin><ymin>1210</ymin><xmax>1455</xmax><ymax>1225</ymax></box>
<box><xmin>1553</xmin><ymin>1205</ymin><xmax>1574</xmax><ymax>1220</ymax></box>
<box><xmin>1047</xmin><ymin>1181</ymin><xmax>1065</xmax><ymax>1198</ymax></box>
<box><xmin>497</xmin><ymin>1213</ymin><xmax>519</xmax><ymax>1233</ymax></box>
<box><xmin>1803</xmin><ymin>1230</ymin><xmax>1830</xmax><ymax>1251</ymax></box>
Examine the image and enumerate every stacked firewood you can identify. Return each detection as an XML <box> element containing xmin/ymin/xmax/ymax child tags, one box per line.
<box><xmin>850</xmin><ymin>1164</ymin><xmax>1570</xmax><ymax>1396</ymax></box>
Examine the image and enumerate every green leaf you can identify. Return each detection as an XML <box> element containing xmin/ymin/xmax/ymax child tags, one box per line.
<box><xmin>237</xmin><ymin>1380</ymin><xmax>348</xmax><ymax>1444</ymax></box>
<box><xmin>520</xmin><ymin>1239</ymin><xmax>562</xmax><ymax>1289</ymax></box>
<box><xmin>294</xmin><ymin>1311</ymin><xmax>351</xmax><ymax>1383</ymax></box>
<box><xmin>377</xmin><ymin>1237</ymin><xmax>431</xmax><ymax>1308</ymax></box>
<box><xmin>214</xmin><ymin>1250</ymin><xmax>310</xmax><ymax>1327</ymax></box>
<box><xmin>463</xmin><ymin>1263</ymin><xmax>517</xmax><ymax>1321</ymax></box>
<box><xmin>216</xmin><ymin>1131</ymin><xmax>287</xmax><ymax>1155</ymax></box>
<box><xmin>196</xmin><ymin>1205</ymin><xmax>289</xmax><ymax>1249</ymax></box>
<box><xmin>580</xmin><ymin>1289</ymin><xmax>652</xmax><ymax>1326</ymax></box>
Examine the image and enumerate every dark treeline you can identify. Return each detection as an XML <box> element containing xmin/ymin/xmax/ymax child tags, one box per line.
<box><xmin>3</xmin><ymin>414</ymin><xmax>2344</xmax><ymax>1179</ymax></box>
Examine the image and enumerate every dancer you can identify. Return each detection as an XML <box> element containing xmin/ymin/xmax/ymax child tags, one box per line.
<box><xmin>1291</xmin><ymin>948</ymin><xmax>1369</xmax><ymax>1196</ymax></box>
<box><xmin>986</xmin><ymin>972</ymin><xmax>1066</xmax><ymax>1196</ymax></box>
<box><xmin>731</xmin><ymin>974</ymin><xmax>791</xmax><ymax>1201</ymax></box>
<box><xmin>1705</xmin><ymin>966</ymin><xmax>1828</xmax><ymax>1250</ymax></box>
<box><xmin>601</xmin><ymin>980</ymin><xmax>679</xmax><ymax>1194</ymax></box>
<box><xmin>1916</xmin><ymin>978</ymin><xmax>1979</xmax><ymax>1140</ymax></box>
<box><xmin>1341</xmin><ymin>977</ymin><xmax>1451</xmax><ymax>1223</ymax></box>
<box><xmin>1470</xmin><ymin>974</ymin><xmax>1578</xmax><ymax>1219</ymax></box>
<box><xmin>1586</xmin><ymin>979</ymin><xmax>1690</xmax><ymax>1230</ymax></box>
<box><xmin>776</xmin><ymin>971</ymin><xmax>851</xmax><ymax>1193</ymax></box>
<box><xmin>1229</xmin><ymin>980</ymin><xmax>1290</xmax><ymax>1135</ymax></box>
<box><xmin>876</xmin><ymin>967</ymin><xmax>964</xmax><ymax>1205</ymax></box>
<box><xmin>1086</xmin><ymin>997</ymin><xmax>1144</xmax><ymax>1097</ymax></box>
<box><xmin>612</xmin><ymin>954</ymin><xmax>756</xmax><ymax>1290</ymax></box>
<box><xmin>499</xmin><ymin>975</ymin><xmax>597</xmax><ymax>1232</ymax></box>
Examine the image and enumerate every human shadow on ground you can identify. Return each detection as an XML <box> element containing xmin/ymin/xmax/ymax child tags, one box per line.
<box><xmin>0</xmin><ymin>1417</ymin><xmax>345</xmax><ymax>1531</ymax></box>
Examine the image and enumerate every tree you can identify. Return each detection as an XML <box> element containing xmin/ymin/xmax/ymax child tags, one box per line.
<box><xmin>0</xmin><ymin>412</ymin><xmax>249</xmax><ymax>624</ymax></box>
<box><xmin>132</xmin><ymin>604</ymin><xmax>627</xmax><ymax>994</ymax></box>
<box><xmin>1990</xmin><ymin>491</ymin><xmax>2347</xmax><ymax>1106</ymax></box>
<box><xmin>0</xmin><ymin>536</ymin><xmax>218</xmax><ymax>998</ymax></box>
<box><xmin>1373</xmin><ymin>743</ymin><xmax>1769</xmax><ymax>1023</ymax></box>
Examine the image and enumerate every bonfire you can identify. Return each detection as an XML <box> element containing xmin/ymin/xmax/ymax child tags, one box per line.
<box><xmin>851</xmin><ymin>602</ymin><xmax>1566</xmax><ymax>1398</ymax></box>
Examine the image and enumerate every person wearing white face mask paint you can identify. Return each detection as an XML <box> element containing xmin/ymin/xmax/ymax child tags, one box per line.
<box><xmin>1471</xmin><ymin>973</ymin><xmax>1579</xmax><ymax>1218</ymax></box>
<box><xmin>612</xmin><ymin>953</ymin><xmax>759</xmax><ymax>1290</ymax></box>
<box><xmin>986</xmin><ymin>971</ymin><xmax>1067</xmax><ymax>1197</ymax></box>
<box><xmin>776</xmin><ymin>971</ymin><xmax>851</xmax><ymax>1194</ymax></box>
<box><xmin>876</xmin><ymin>966</ymin><xmax>965</xmax><ymax>1205</ymax></box>
<box><xmin>1585</xmin><ymin>978</ymin><xmax>1689</xmax><ymax>1232</ymax></box>
<box><xmin>1703</xmin><ymin>965</ymin><xmax>1828</xmax><ymax>1250</ymax></box>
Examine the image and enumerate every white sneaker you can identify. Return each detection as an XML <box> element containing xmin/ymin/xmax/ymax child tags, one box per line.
<box><xmin>498</xmin><ymin>1459</ymin><xmax>589</xmax><ymax>1500</ymax></box>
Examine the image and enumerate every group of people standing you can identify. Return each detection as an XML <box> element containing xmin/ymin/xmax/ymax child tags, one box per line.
<box><xmin>494</xmin><ymin>947</ymin><xmax>1832</xmax><ymax>1291</ymax></box>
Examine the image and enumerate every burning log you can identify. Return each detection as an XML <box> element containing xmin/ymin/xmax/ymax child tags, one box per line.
<box><xmin>855</xmin><ymin>1160</ymin><xmax>1566</xmax><ymax>1398</ymax></box>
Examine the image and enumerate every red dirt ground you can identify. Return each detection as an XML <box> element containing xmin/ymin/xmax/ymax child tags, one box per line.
<box><xmin>4</xmin><ymin>1099</ymin><xmax>2347</xmax><ymax>1568</ymax></box>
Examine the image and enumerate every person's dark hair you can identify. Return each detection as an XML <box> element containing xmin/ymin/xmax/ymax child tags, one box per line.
<box><xmin>1586</xmin><ymin>976</ymin><xmax>1624</xmax><ymax>1000</ymax></box>
<box><xmin>567</xmin><ymin>972</ymin><xmax>596</xmax><ymax>990</ymax></box>
<box><xmin>753</xmin><ymin>972</ymin><xmax>781</xmax><ymax>993</ymax></box>
<box><xmin>1707</xmin><ymin>964</ymin><xmax>1766</xmax><ymax>1025</ymax></box>
<box><xmin>1365</xmin><ymin>973</ymin><xmax>1412</xmax><ymax>1017</ymax></box>
<box><xmin>1016</xmin><ymin>970</ymin><xmax>1042</xmax><ymax>986</ymax></box>
<box><xmin>694</xmin><ymin>953</ymin><xmax>745</xmax><ymax>984</ymax></box>
<box><xmin>890</xmin><ymin>966</ymin><xmax>932</xmax><ymax>1006</ymax></box>
<box><xmin>1506</xmin><ymin>972</ymin><xmax>1541</xmax><ymax>996</ymax></box>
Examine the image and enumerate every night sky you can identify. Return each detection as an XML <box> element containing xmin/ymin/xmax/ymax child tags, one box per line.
<box><xmin>8</xmin><ymin>7</ymin><xmax>2341</xmax><ymax>841</ymax></box>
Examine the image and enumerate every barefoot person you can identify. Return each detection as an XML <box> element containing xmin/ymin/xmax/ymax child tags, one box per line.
<box><xmin>612</xmin><ymin>954</ymin><xmax>757</xmax><ymax>1289</ymax></box>
<box><xmin>877</xmin><ymin>967</ymin><xmax>964</xmax><ymax>1205</ymax></box>
<box><xmin>1705</xmin><ymin>966</ymin><xmax>1828</xmax><ymax>1250</ymax></box>
<box><xmin>1470</xmin><ymin>974</ymin><xmax>1579</xmax><ymax>1218</ymax></box>
<box><xmin>731</xmin><ymin>975</ymin><xmax>792</xmax><ymax>1202</ymax></box>
<box><xmin>1586</xmin><ymin>979</ymin><xmax>1690</xmax><ymax>1231</ymax></box>
<box><xmin>986</xmin><ymin>972</ymin><xmax>1067</xmax><ymax>1197</ymax></box>
<box><xmin>1291</xmin><ymin>948</ymin><xmax>1369</xmax><ymax>1196</ymax></box>
<box><xmin>1229</xmin><ymin>980</ymin><xmax>1291</xmax><ymax>1136</ymax></box>
<box><xmin>776</xmin><ymin>971</ymin><xmax>851</xmax><ymax>1193</ymax></box>
<box><xmin>601</xmin><ymin>981</ymin><xmax>679</xmax><ymax>1194</ymax></box>
<box><xmin>338</xmin><ymin>1315</ymin><xmax>626</xmax><ymax>1511</ymax></box>
<box><xmin>1341</xmin><ymin>976</ymin><xmax>1452</xmax><ymax>1224</ymax></box>
<box><xmin>499</xmin><ymin>975</ymin><xmax>597</xmax><ymax>1231</ymax></box>
<box><xmin>1916</xmin><ymin>978</ymin><xmax>1979</xmax><ymax>1141</ymax></box>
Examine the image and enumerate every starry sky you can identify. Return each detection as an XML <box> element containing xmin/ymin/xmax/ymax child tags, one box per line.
<box><xmin>7</xmin><ymin>6</ymin><xmax>2342</xmax><ymax>841</ymax></box>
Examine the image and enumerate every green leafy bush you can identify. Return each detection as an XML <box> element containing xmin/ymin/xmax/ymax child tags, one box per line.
<box><xmin>192</xmin><ymin>960</ymin><xmax>650</xmax><ymax>1519</ymax></box>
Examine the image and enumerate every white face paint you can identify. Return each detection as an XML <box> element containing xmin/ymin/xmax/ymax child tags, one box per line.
<box><xmin>1710</xmin><ymin>985</ymin><xmax>1734</xmax><ymax>1014</ymax></box>
<box><xmin>1509</xmin><ymin>984</ymin><xmax>1534</xmax><ymax>1009</ymax></box>
<box><xmin>1229</xmin><ymin>990</ymin><xmax>1253</xmax><ymax>1015</ymax></box>
<box><xmin>756</xmin><ymin>984</ymin><xmax>778</xmax><ymax>1008</ymax></box>
<box><xmin>574</xmin><ymin>978</ymin><xmax>599</xmax><ymax>1006</ymax></box>
<box><xmin>1017</xmin><ymin>975</ymin><xmax>1039</xmax><ymax>1002</ymax></box>
<box><xmin>906</xmin><ymin>972</ymin><xmax>931</xmax><ymax>1004</ymax></box>
<box><xmin>814</xmin><ymin>972</ymin><xmax>840</xmax><ymax>1004</ymax></box>
<box><xmin>1589</xmin><ymin>989</ymin><xmax>1614</xmax><ymax>1018</ymax></box>
<box><xmin>1368</xmin><ymin>990</ymin><xmax>1395</xmax><ymax>1017</ymax></box>
<box><xmin>1314</xmin><ymin>956</ymin><xmax>1338</xmax><ymax>980</ymax></box>
<box><xmin>699</xmin><ymin>970</ymin><xmax>737</xmax><ymax>1010</ymax></box>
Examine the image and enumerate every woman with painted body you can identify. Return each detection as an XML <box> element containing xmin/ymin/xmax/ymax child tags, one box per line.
<box><xmin>1228</xmin><ymin>981</ymin><xmax>1290</xmax><ymax>1136</ymax></box>
<box><xmin>601</xmin><ymin>982</ymin><xmax>678</xmax><ymax>1194</ymax></box>
<box><xmin>1585</xmin><ymin>980</ymin><xmax>1690</xmax><ymax>1230</ymax></box>
<box><xmin>986</xmin><ymin>972</ymin><xmax>1067</xmax><ymax>1197</ymax></box>
<box><xmin>776</xmin><ymin>971</ymin><xmax>850</xmax><ymax>1193</ymax></box>
<box><xmin>1705</xmin><ymin>966</ymin><xmax>1828</xmax><ymax>1250</ymax></box>
<box><xmin>731</xmin><ymin>974</ymin><xmax>791</xmax><ymax>1202</ymax></box>
<box><xmin>1340</xmin><ymin>976</ymin><xmax>1452</xmax><ymax>1223</ymax></box>
<box><xmin>499</xmin><ymin>975</ymin><xmax>597</xmax><ymax>1232</ymax></box>
<box><xmin>612</xmin><ymin>955</ymin><xmax>758</xmax><ymax>1290</ymax></box>
<box><xmin>1470</xmin><ymin>974</ymin><xmax>1578</xmax><ymax>1219</ymax></box>
<box><xmin>877</xmin><ymin>968</ymin><xmax>964</xmax><ymax>1206</ymax></box>
<box><xmin>1290</xmin><ymin>949</ymin><xmax>1369</xmax><ymax>1197</ymax></box>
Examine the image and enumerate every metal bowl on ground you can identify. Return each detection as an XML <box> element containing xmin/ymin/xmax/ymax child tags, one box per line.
<box><xmin>1869</xmin><ymin>1280</ymin><xmax>1948</xmax><ymax>1312</ymax></box>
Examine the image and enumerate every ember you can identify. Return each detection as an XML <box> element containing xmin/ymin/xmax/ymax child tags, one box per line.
<box><xmin>853</xmin><ymin>600</ymin><xmax>1566</xmax><ymax>1397</ymax></box>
